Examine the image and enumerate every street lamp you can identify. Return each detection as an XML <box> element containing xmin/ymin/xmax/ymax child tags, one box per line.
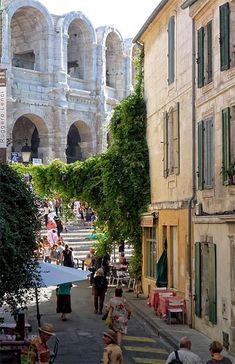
<box><xmin>21</xmin><ymin>140</ymin><xmax>31</xmax><ymax>163</ymax></box>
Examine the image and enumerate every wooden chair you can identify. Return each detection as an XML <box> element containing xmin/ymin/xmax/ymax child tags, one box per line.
<box><xmin>167</xmin><ymin>298</ymin><xmax>185</xmax><ymax>325</ymax></box>
<box><xmin>49</xmin><ymin>336</ymin><xmax>59</xmax><ymax>364</ymax></box>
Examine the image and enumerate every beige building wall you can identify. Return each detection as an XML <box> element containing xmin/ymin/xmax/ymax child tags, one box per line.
<box><xmin>188</xmin><ymin>0</ymin><xmax>235</xmax><ymax>351</ymax></box>
<box><xmin>137</xmin><ymin>0</ymin><xmax>193</xmax><ymax>320</ymax></box>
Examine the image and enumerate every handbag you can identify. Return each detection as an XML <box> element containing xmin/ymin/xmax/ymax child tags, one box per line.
<box><xmin>105</xmin><ymin>307</ymin><xmax>113</xmax><ymax>328</ymax></box>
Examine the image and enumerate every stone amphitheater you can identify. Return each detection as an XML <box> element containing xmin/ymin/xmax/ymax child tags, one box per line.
<box><xmin>1</xmin><ymin>0</ymin><xmax>138</xmax><ymax>163</ymax></box>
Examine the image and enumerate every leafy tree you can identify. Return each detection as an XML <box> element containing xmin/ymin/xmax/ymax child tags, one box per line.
<box><xmin>0</xmin><ymin>165</ymin><xmax>40</xmax><ymax>312</ymax></box>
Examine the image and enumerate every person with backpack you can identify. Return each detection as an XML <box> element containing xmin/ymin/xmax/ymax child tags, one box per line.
<box><xmin>166</xmin><ymin>336</ymin><xmax>203</xmax><ymax>364</ymax></box>
<box><xmin>92</xmin><ymin>268</ymin><xmax>108</xmax><ymax>314</ymax></box>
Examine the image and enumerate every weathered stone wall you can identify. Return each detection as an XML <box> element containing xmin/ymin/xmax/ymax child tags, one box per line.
<box><xmin>0</xmin><ymin>0</ymin><xmax>133</xmax><ymax>163</ymax></box>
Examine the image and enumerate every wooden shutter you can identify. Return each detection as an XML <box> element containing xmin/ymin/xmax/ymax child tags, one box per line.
<box><xmin>208</xmin><ymin>243</ymin><xmax>217</xmax><ymax>324</ymax></box>
<box><xmin>195</xmin><ymin>242</ymin><xmax>202</xmax><ymax>317</ymax></box>
<box><xmin>197</xmin><ymin>27</ymin><xmax>204</xmax><ymax>88</ymax></box>
<box><xmin>222</xmin><ymin>107</ymin><xmax>231</xmax><ymax>185</ymax></box>
<box><xmin>173</xmin><ymin>102</ymin><xmax>180</xmax><ymax>175</ymax></box>
<box><xmin>220</xmin><ymin>2</ymin><xmax>230</xmax><ymax>71</ymax></box>
<box><xmin>168</xmin><ymin>16</ymin><xmax>175</xmax><ymax>84</ymax></box>
<box><xmin>207</xmin><ymin>21</ymin><xmax>213</xmax><ymax>83</ymax></box>
<box><xmin>204</xmin><ymin>119</ymin><xmax>214</xmax><ymax>188</ymax></box>
<box><xmin>198</xmin><ymin>121</ymin><xmax>204</xmax><ymax>190</ymax></box>
<box><xmin>163</xmin><ymin>111</ymin><xmax>168</xmax><ymax>178</ymax></box>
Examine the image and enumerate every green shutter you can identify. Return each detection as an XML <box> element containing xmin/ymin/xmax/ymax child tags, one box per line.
<box><xmin>168</xmin><ymin>16</ymin><xmax>175</xmax><ymax>84</ymax></box>
<box><xmin>205</xmin><ymin>119</ymin><xmax>214</xmax><ymax>188</ymax></box>
<box><xmin>222</xmin><ymin>107</ymin><xmax>231</xmax><ymax>185</ymax></box>
<box><xmin>220</xmin><ymin>2</ymin><xmax>230</xmax><ymax>71</ymax></box>
<box><xmin>198</xmin><ymin>121</ymin><xmax>204</xmax><ymax>190</ymax></box>
<box><xmin>208</xmin><ymin>243</ymin><xmax>217</xmax><ymax>324</ymax></box>
<box><xmin>163</xmin><ymin>111</ymin><xmax>168</xmax><ymax>178</ymax></box>
<box><xmin>195</xmin><ymin>242</ymin><xmax>202</xmax><ymax>317</ymax></box>
<box><xmin>207</xmin><ymin>21</ymin><xmax>213</xmax><ymax>83</ymax></box>
<box><xmin>197</xmin><ymin>27</ymin><xmax>204</xmax><ymax>88</ymax></box>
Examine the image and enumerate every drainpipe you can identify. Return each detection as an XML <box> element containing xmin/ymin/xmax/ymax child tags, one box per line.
<box><xmin>188</xmin><ymin>18</ymin><xmax>196</xmax><ymax>328</ymax></box>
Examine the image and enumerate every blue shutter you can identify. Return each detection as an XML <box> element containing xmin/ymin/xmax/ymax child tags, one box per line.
<box><xmin>220</xmin><ymin>2</ymin><xmax>230</xmax><ymax>71</ymax></box>
<box><xmin>197</xmin><ymin>27</ymin><xmax>204</xmax><ymax>88</ymax></box>
<box><xmin>198</xmin><ymin>121</ymin><xmax>204</xmax><ymax>190</ymax></box>
<box><xmin>208</xmin><ymin>243</ymin><xmax>217</xmax><ymax>324</ymax></box>
<box><xmin>195</xmin><ymin>242</ymin><xmax>202</xmax><ymax>317</ymax></box>
<box><xmin>204</xmin><ymin>119</ymin><xmax>214</xmax><ymax>188</ymax></box>
<box><xmin>207</xmin><ymin>21</ymin><xmax>213</xmax><ymax>83</ymax></box>
<box><xmin>222</xmin><ymin>107</ymin><xmax>231</xmax><ymax>185</ymax></box>
<box><xmin>168</xmin><ymin>16</ymin><xmax>175</xmax><ymax>84</ymax></box>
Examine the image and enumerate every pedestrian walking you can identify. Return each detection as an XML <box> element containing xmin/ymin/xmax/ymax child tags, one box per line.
<box><xmin>56</xmin><ymin>283</ymin><xmax>72</xmax><ymax>321</ymax></box>
<box><xmin>43</xmin><ymin>201</ymin><xmax>50</xmax><ymax>227</ymax></box>
<box><xmin>100</xmin><ymin>329</ymin><xmax>123</xmax><ymax>364</ymax></box>
<box><xmin>166</xmin><ymin>336</ymin><xmax>203</xmax><ymax>363</ymax></box>
<box><xmin>106</xmin><ymin>287</ymin><xmax>131</xmax><ymax>346</ymax></box>
<box><xmin>54</xmin><ymin>216</ymin><xmax>63</xmax><ymax>237</ymax></box>
<box><xmin>206</xmin><ymin>341</ymin><xmax>232</xmax><ymax>363</ymax></box>
<box><xmin>92</xmin><ymin>268</ymin><xmax>108</xmax><ymax>314</ymax></box>
<box><xmin>61</xmin><ymin>244</ymin><xmax>73</xmax><ymax>267</ymax></box>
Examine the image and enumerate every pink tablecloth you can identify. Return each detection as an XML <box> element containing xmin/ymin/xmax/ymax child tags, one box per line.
<box><xmin>158</xmin><ymin>295</ymin><xmax>186</xmax><ymax>316</ymax></box>
<box><xmin>148</xmin><ymin>288</ymin><xmax>175</xmax><ymax>313</ymax></box>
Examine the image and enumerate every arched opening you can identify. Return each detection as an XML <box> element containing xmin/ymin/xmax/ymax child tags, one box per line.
<box><xmin>11</xmin><ymin>6</ymin><xmax>49</xmax><ymax>71</ymax></box>
<box><xmin>67</xmin><ymin>19</ymin><xmax>94</xmax><ymax>80</ymax></box>
<box><xmin>105</xmin><ymin>32</ymin><xmax>123</xmax><ymax>89</ymax></box>
<box><xmin>11</xmin><ymin>114</ymin><xmax>48</xmax><ymax>162</ymax></box>
<box><xmin>66</xmin><ymin>121</ymin><xmax>93</xmax><ymax>163</ymax></box>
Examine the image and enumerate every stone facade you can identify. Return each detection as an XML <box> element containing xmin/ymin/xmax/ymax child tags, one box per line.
<box><xmin>135</xmin><ymin>0</ymin><xmax>193</xmax><ymax>320</ymax></box>
<box><xmin>0</xmin><ymin>0</ymin><xmax>133</xmax><ymax>163</ymax></box>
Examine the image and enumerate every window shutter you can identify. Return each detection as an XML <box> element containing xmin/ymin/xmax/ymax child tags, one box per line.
<box><xmin>204</xmin><ymin>119</ymin><xmax>214</xmax><ymax>188</ymax></box>
<box><xmin>222</xmin><ymin>107</ymin><xmax>231</xmax><ymax>185</ymax></box>
<box><xmin>173</xmin><ymin>102</ymin><xmax>180</xmax><ymax>175</ymax></box>
<box><xmin>195</xmin><ymin>242</ymin><xmax>202</xmax><ymax>317</ymax></box>
<box><xmin>208</xmin><ymin>243</ymin><xmax>217</xmax><ymax>324</ymax></box>
<box><xmin>197</xmin><ymin>27</ymin><xmax>204</xmax><ymax>88</ymax></box>
<box><xmin>163</xmin><ymin>111</ymin><xmax>168</xmax><ymax>178</ymax></box>
<box><xmin>220</xmin><ymin>2</ymin><xmax>230</xmax><ymax>71</ymax></box>
<box><xmin>198</xmin><ymin>121</ymin><xmax>204</xmax><ymax>190</ymax></box>
<box><xmin>207</xmin><ymin>21</ymin><xmax>213</xmax><ymax>83</ymax></box>
<box><xmin>168</xmin><ymin>16</ymin><xmax>175</xmax><ymax>84</ymax></box>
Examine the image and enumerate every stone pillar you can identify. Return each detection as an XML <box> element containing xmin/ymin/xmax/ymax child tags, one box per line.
<box><xmin>52</xmin><ymin>107</ymin><xmax>67</xmax><ymax>162</ymax></box>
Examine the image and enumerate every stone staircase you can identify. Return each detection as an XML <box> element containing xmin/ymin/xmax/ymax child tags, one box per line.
<box><xmin>41</xmin><ymin>222</ymin><xmax>133</xmax><ymax>264</ymax></box>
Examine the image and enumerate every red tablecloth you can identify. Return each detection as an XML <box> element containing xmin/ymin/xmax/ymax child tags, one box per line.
<box><xmin>158</xmin><ymin>295</ymin><xmax>186</xmax><ymax>316</ymax></box>
<box><xmin>148</xmin><ymin>288</ymin><xmax>175</xmax><ymax>313</ymax></box>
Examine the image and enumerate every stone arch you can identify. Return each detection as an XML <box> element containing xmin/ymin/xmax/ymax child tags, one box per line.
<box><xmin>105</xmin><ymin>31</ymin><xmax>124</xmax><ymax>93</ymax></box>
<box><xmin>3</xmin><ymin>0</ymin><xmax>54</xmax><ymax>69</ymax></box>
<box><xmin>11</xmin><ymin>112</ymin><xmax>49</xmax><ymax>162</ymax></box>
<box><xmin>57</xmin><ymin>12</ymin><xmax>96</xmax><ymax>80</ymax></box>
<box><xmin>66</xmin><ymin>120</ymin><xmax>95</xmax><ymax>163</ymax></box>
<box><xmin>131</xmin><ymin>43</ymin><xmax>141</xmax><ymax>88</ymax></box>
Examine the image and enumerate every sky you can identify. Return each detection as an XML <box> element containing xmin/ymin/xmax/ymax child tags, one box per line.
<box><xmin>39</xmin><ymin>0</ymin><xmax>160</xmax><ymax>39</ymax></box>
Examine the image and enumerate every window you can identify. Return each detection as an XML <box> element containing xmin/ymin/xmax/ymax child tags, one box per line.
<box><xmin>168</xmin><ymin>16</ymin><xmax>175</xmax><ymax>85</ymax></box>
<box><xmin>197</xmin><ymin>118</ymin><xmax>214</xmax><ymax>190</ymax></box>
<box><xmin>195</xmin><ymin>241</ymin><xmax>217</xmax><ymax>324</ymax></box>
<box><xmin>220</xmin><ymin>2</ymin><xmax>230</xmax><ymax>71</ymax></box>
<box><xmin>163</xmin><ymin>103</ymin><xmax>180</xmax><ymax>177</ymax></box>
<box><xmin>222</xmin><ymin>107</ymin><xmax>235</xmax><ymax>184</ymax></box>
<box><xmin>145</xmin><ymin>227</ymin><xmax>156</xmax><ymax>278</ymax></box>
<box><xmin>197</xmin><ymin>21</ymin><xmax>213</xmax><ymax>88</ymax></box>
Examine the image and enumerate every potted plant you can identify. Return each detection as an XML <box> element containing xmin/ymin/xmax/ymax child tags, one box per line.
<box><xmin>227</xmin><ymin>162</ymin><xmax>235</xmax><ymax>185</ymax></box>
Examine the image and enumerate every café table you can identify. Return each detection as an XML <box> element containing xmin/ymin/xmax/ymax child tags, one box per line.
<box><xmin>158</xmin><ymin>295</ymin><xmax>186</xmax><ymax>317</ymax></box>
<box><xmin>148</xmin><ymin>288</ymin><xmax>175</xmax><ymax>313</ymax></box>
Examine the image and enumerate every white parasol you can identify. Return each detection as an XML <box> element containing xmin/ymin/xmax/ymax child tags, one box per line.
<box><xmin>34</xmin><ymin>262</ymin><xmax>89</xmax><ymax>326</ymax></box>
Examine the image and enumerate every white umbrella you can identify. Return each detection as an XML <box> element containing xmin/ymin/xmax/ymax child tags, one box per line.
<box><xmin>37</xmin><ymin>261</ymin><xmax>88</xmax><ymax>287</ymax></box>
<box><xmin>34</xmin><ymin>262</ymin><xmax>89</xmax><ymax>326</ymax></box>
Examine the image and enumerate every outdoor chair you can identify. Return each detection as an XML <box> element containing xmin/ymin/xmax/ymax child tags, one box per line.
<box><xmin>49</xmin><ymin>336</ymin><xmax>59</xmax><ymax>364</ymax></box>
<box><xmin>167</xmin><ymin>298</ymin><xmax>185</xmax><ymax>325</ymax></box>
